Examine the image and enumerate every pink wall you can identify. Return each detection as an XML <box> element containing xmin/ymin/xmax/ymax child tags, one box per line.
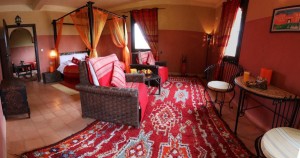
<box><xmin>10</xmin><ymin>30</ymin><xmax>206</xmax><ymax>77</ymax></box>
<box><xmin>97</xmin><ymin>30</ymin><xmax>207</xmax><ymax>75</ymax></box>
<box><xmin>239</xmin><ymin>17</ymin><xmax>300</xmax><ymax>130</ymax></box>
<box><xmin>240</xmin><ymin>17</ymin><xmax>300</xmax><ymax>95</ymax></box>
<box><xmin>159</xmin><ymin>30</ymin><xmax>207</xmax><ymax>75</ymax></box>
<box><xmin>11</xmin><ymin>46</ymin><xmax>35</xmax><ymax>65</ymax></box>
<box><xmin>36</xmin><ymin>35</ymin><xmax>85</xmax><ymax>73</ymax></box>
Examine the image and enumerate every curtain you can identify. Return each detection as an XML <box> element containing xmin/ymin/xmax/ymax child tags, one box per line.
<box><xmin>131</xmin><ymin>8</ymin><xmax>159</xmax><ymax>60</ymax></box>
<box><xmin>70</xmin><ymin>8</ymin><xmax>108</xmax><ymax>58</ymax></box>
<box><xmin>108</xmin><ymin>17</ymin><xmax>130</xmax><ymax>73</ymax></box>
<box><xmin>216</xmin><ymin>0</ymin><xmax>240</xmax><ymax>64</ymax></box>
<box><xmin>55</xmin><ymin>18</ymin><xmax>64</xmax><ymax>68</ymax></box>
<box><xmin>70</xmin><ymin>8</ymin><xmax>92</xmax><ymax>55</ymax></box>
<box><xmin>91</xmin><ymin>9</ymin><xmax>108</xmax><ymax>57</ymax></box>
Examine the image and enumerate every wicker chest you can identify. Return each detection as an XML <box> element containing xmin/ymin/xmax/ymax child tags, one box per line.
<box><xmin>42</xmin><ymin>71</ymin><xmax>62</xmax><ymax>83</ymax></box>
<box><xmin>0</xmin><ymin>79</ymin><xmax>30</xmax><ymax>118</ymax></box>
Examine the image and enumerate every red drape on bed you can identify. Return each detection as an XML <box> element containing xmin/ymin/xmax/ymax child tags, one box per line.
<box><xmin>131</xmin><ymin>8</ymin><xmax>159</xmax><ymax>61</ymax></box>
<box><xmin>70</xmin><ymin>8</ymin><xmax>108</xmax><ymax>58</ymax></box>
<box><xmin>108</xmin><ymin>17</ymin><xmax>130</xmax><ymax>73</ymax></box>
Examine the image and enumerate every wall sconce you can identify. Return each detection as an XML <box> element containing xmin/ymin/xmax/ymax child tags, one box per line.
<box><xmin>206</xmin><ymin>34</ymin><xmax>212</xmax><ymax>44</ymax></box>
<box><xmin>205</xmin><ymin>34</ymin><xmax>213</xmax><ymax>68</ymax></box>
<box><xmin>49</xmin><ymin>49</ymin><xmax>57</xmax><ymax>72</ymax></box>
<box><xmin>15</xmin><ymin>15</ymin><xmax>22</xmax><ymax>26</ymax></box>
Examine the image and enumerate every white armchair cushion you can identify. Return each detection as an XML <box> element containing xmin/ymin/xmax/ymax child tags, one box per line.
<box><xmin>261</xmin><ymin>127</ymin><xmax>300</xmax><ymax>158</ymax></box>
<box><xmin>207</xmin><ymin>80</ymin><xmax>232</xmax><ymax>92</ymax></box>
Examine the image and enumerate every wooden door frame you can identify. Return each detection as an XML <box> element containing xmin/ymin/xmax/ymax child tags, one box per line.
<box><xmin>6</xmin><ymin>24</ymin><xmax>41</xmax><ymax>81</ymax></box>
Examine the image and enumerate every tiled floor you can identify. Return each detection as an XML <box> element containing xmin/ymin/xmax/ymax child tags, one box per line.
<box><xmin>5</xmin><ymin>80</ymin><xmax>264</xmax><ymax>157</ymax></box>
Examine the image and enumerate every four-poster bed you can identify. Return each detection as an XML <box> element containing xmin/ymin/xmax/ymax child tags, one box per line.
<box><xmin>51</xmin><ymin>1</ymin><xmax>148</xmax><ymax>127</ymax></box>
<box><xmin>52</xmin><ymin>1</ymin><xmax>130</xmax><ymax>86</ymax></box>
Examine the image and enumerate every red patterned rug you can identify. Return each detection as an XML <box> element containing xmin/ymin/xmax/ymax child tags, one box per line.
<box><xmin>21</xmin><ymin>77</ymin><xmax>252</xmax><ymax>157</ymax></box>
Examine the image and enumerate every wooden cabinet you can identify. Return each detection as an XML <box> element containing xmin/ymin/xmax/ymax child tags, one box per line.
<box><xmin>42</xmin><ymin>71</ymin><xmax>62</xmax><ymax>83</ymax></box>
<box><xmin>0</xmin><ymin>79</ymin><xmax>30</xmax><ymax>118</ymax></box>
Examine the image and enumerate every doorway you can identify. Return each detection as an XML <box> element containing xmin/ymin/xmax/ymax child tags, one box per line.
<box><xmin>6</xmin><ymin>23</ymin><xmax>41</xmax><ymax>81</ymax></box>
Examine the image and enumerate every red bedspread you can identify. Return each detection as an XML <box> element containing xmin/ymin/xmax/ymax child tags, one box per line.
<box><xmin>63</xmin><ymin>65</ymin><xmax>80</xmax><ymax>84</ymax></box>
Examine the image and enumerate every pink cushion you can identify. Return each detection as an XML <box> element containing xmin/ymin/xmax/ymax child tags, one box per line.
<box><xmin>159</xmin><ymin>66</ymin><xmax>168</xmax><ymax>83</ymax></box>
<box><xmin>111</xmin><ymin>61</ymin><xmax>126</xmax><ymax>88</ymax></box>
<box><xmin>138</xmin><ymin>51</ymin><xmax>150</xmax><ymax>65</ymax></box>
<box><xmin>119</xmin><ymin>61</ymin><xmax>126</xmax><ymax>71</ymax></box>
<box><xmin>89</xmin><ymin>54</ymin><xmax>119</xmax><ymax>87</ymax></box>
<box><xmin>147</xmin><ymin>52</ymin><xmax>155</xmax><ymax>65</ymax></box>
<box><xmin>126</xmin><ymin>82</ymin><xmax>148</xmax><ymax>121</ymax></box>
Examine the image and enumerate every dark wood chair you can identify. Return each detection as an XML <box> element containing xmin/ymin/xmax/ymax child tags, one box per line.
<box><xmin>204</xmin><ymin>59</ymin><xmax>243</xmax><ymax>116</ymax></box>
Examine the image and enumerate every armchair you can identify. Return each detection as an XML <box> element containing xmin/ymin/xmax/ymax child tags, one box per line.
<box><xmin>130</xmin><ymin>52</ymin><xmax>168</xmax><ymax>84</ymax></box>
<box><xmin>76</xmin><ymin>61</ymin><xmax>147</xmax><ymax>128</ymax></box>
<box><xmin>204</xmin><ymin>60</ymin><xmax>243</xmax><ymax>116</ymax></box>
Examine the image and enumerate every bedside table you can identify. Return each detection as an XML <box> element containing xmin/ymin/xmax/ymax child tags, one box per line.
<box><xmin>42</xmin><ymin>71</ymin><xmax>62</xmax><ymax>83</ymax></box>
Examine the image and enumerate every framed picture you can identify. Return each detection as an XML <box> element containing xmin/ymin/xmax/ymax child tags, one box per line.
<box><xmin>270</xmin><ymin>5</ymin><xmax>300</xmax><ymax>32</ymax></box>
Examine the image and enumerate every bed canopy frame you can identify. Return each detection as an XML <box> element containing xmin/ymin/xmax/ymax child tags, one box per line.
<box><xmin>52</xmin><ymin>1</ymin><xmax>130</xmax><ymax>71</ymax></box>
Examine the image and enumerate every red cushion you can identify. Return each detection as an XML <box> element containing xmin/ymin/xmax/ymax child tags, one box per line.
<box><xmin>89</xmin><ymin>54</ymin><xmax>119</xmax><ymax>87</ymax></box>
<box><xmin>71</xmin><ymin>57</ymin><xmax>80</xmax><ymax>65</ymax></box>
<box><xmin>159</xmin><ymin>66</ymin><xmax>168</xmax><ymax>83</ymax></box>
<box><xmin>126</xmin><ymin>82</ymin><xmax>148</xmax><ymax>121</ymax></box>
<box><xmin>111</xmin><ymin>61</ymin><xmax>126</xmax><ymax>88</ymax></box>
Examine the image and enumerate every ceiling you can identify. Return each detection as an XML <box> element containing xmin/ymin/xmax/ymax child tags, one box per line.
<box><xmin>0</xmin><ymin>0</ymin><xmax>223</xmax><ymax>12</ymax></box>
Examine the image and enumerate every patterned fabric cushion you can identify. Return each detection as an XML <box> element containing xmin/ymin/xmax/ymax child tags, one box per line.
<box><xmin>126</xmin><ymin>82</ymin><xmax>148</xmax><ymax>121</ymax></box>
<box><xmin>138</xmin><ymin>51</ymin><xmax>150</xmax><ymax>65</ymax></box>
<box><xmin>89</xmin><ymin>54</ymin><xmax>118</xmax><ymax>86</ymax></box>
<box><xmin>111</xmin><ymin>61</ymin><xmax>126</xmax><ymax>88</ymax></box>
<box><xmin>147</xmin><ymin>52</ymin><xmax>156</xmax><ymax>65</ymax></box>
<box><xmin>71</xmin><ymin>57</ymin><xmax>80</xmax><ymax>65</ymax></box>
<box><xmin>119</xmin><ymin>61</ymin><xmax>126</xmax><ymax>71</ymax></box>
<box><xmin>261</xmin><ymin>127</ymin><xmax>300</xmax><ymax>158</ymax></box>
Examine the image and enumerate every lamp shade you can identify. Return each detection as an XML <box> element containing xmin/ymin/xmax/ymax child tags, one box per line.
<box><xmin>49</xmin><ymin>50</ymin><xmax>57</xmax><ymax>58</ymax></box>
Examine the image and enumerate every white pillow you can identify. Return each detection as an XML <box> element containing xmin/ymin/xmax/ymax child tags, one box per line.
<box><xmin>88</xmin><ymin>61</ymin><xmax>100</xmax><ymax>86</ymax></box>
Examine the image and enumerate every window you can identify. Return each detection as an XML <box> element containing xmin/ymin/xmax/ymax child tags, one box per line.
<box><xmin>224</xmin><ymin>8</ymin><xmax>242</xmax><ymax>57</ymax></box>
<box><xmin>133</xmin><ymin>23</ymin><xmax>150</xmax><ymax>50</ymax></box>
<box><xmin>223</xmin><ymin>0</ymin><xmax>248</xmax><ymax>63</ymax></box>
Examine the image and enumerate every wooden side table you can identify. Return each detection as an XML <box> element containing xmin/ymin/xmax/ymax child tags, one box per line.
<box><xmin>0</xmin><ymin>79</ymin><xmax>30</xmax><ymax>119</ymax></box>
<box><xmin>42</xmin><ymin>71</ymin><xmax>62</xmax><ymax>84</ymax></box>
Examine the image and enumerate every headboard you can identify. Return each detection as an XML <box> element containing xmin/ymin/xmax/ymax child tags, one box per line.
<box><xmin>59</xmin><ymin>51</ymin><xmax>88</xmax><ymax>65</ymax></box>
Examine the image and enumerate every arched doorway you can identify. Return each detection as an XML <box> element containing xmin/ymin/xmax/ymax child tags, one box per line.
<box><xmin>4</xmin><ymin>22</ymin><xmax>41</xmax><ymax>81</ymax></box>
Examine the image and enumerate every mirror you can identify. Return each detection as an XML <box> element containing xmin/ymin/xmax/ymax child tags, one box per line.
<box><xmin>6</xmin><ymin>23</ymin><xmax>40</xmax><ymax>82</ymax></box>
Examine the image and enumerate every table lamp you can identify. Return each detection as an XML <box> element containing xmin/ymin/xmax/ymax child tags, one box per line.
<box><xmin>49</xmin><ymin>49</ymin><xmax>57</xmax><ymax>72</ymax></box>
